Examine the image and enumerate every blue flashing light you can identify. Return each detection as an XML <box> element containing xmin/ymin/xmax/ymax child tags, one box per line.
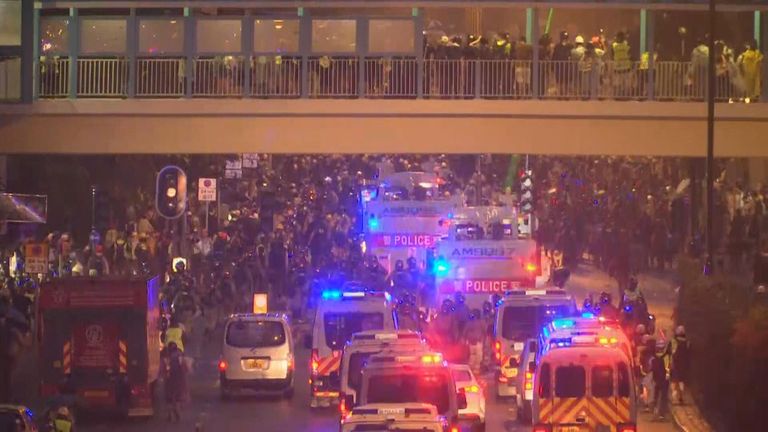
<box><xmin>549</xmin><ymin>337</ymin><xmax>572</xmax><ymax>348</ymax></box>
<box><xmin>368</xmin><ymin>216</ymin><xmax>379</xmax><ymax>230</ymax></box>
<box><xmin>434</xmin><ymin>259</ymin><xmax>450</xmax><ymax>277</ymax></box>
<box><xmin>581</xmin><ymin>312</ymin><xmax>596</xmax><ymax>319</ymax></box>
<box><xmin>384</xmin><ymin>291</ymin><xmax>392</xmax><ymax>302</ymax></box>
<box><xmin>322</xmin><ymin>290</ymin><xmax>342</xmax><ymax>300</ymax></box>
<box><xmin>552</xmin><ymin>319</ymin><xmax>574</xmax><ymax>329</ymax></box>
<box><xmin>624</xmin><ymin>304</ymin><xmax>633</xmax><ymax>312</ymax></box>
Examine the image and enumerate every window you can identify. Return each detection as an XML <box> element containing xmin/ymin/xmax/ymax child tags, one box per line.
<box><xmin>225</xmin><ymin>320</ymin><xmax>286</xmax><ymax>348</ymax></box>
<box><xmin>139</xmin><ymin>19</ymin><xmax>184</xmax><ymax>54</ymax></box>
<box><xmin>312</xmin><ymin>20</ymin><xmax>356</xmax><ymax>53</ymax></box>
<box><xmin>0</xmin><ymin>56</ymin><xmax>21</xmax><ymax>101</ymax></box>
<box><xmin>253</xmin><ymin>19</ymin><xmax>299</xmax><ymax>53</ymax></box>
<box><xmin>369</xmin><ymin>19</ymin><xmax>414</xmax><ymax>53</ymax></box>
<box><xmin>324</xmin><ymin>313</ymin><xmax>384</xmax><ymax>349</ymax></box>
<box><xmin>501</xmin><ymin>304</ymin><xmax>572</xmax><ymax>340</ymax></box>
<box><xmin>617</xmin><ymin>362</ymin><xmax>631</xmax><ymax>397</ymax></box>
<box><xmin>347</xmin><ymin>352</ymin><xmax>377</xmax><ymax>396</ymax></box>
<box><xmin>538</xmin><ymin>362</ymin><xmax>551</xmax><ymax>398</ymax></box>
<box><xmin>450</xmin><ymin>369</ymin><xmax>472</xmax><ymax>383</ymax></box>
<box><xmin>591</xmin><ymin>365</ymin><xmax>614</xmax><ymax>398</ymax></box>
<box><xmin>80</xmin><ymin>19</ymin><xmax>127</xmax><ymax>54</ymax></box>
<box><xmin>555</xmin><ymin>365</ymin><xmax>586</xmax><ymax>398</ymax></box>
<box><xmin>40</xmin><ymin>17</ymin><xmax>70</xmax><ymax>54</ymax></box>
<box><xmin>366</xmin><ymin>373</ymin><xmax>451</xmax><ymax>414</ymax></box>
<box><xmin>197</xmin><ymin>19</ymin><xmax>241</xmax><ymax>53</ymax></box>
<box><xmin>0</xmin><ymin>0</ymin><xmax>21</xmax><ymax>46</ymax></box>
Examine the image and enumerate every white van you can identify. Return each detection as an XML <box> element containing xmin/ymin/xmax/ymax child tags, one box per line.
<box><xmin>310</xmin><ymin>289</ymin><xmax>396</xmax><ymax>408</ymax></box>
<box><xmin>219</xmin><ymin>313</ymin><xmax>294</xmax><ymax>399</ymax></box>
<box><xmin>339</xmin><ymin>330</ymin><xmax>426</xmax><ymax>414</ymax></box>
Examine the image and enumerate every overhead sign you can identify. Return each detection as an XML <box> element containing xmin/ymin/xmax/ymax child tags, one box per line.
<box><xmin>368</xmin><ymin>233</ymin><xmax>442</xmax><ymax>248</ymax></box>
<box><xmin>198</xmin><ymin>178</ymin><xmax>217</xmax><ymax>202</ymax></box>
<box><xmin>242</xmin><ymin>153</ymin><xmax>259</xmax><ymax>169</ymax></box>
<box><xmin>24</xmin><ymin>243</ymin><xmax>48</xmax><ymax>274</ymax></box>
<box><xmin>439</xmin><ymin>279</ymin><xmax>523</xmax><ymax>294</ymax></box>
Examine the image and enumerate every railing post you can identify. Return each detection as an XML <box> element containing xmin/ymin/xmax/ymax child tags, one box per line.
<box><xmin>242</xmin><ymin>11</ymin><xmax>253</xmax><ymax>97</ymax></box>
<box><xmin>474</xmin><ymin>60</ymin><xmax>481</xmax><ymax>99</ymax></box>
<box><xmin>68</xmin><ymin>7</ymin><xmax>79</xmax><ymax>99</ymax></box>
<box><xmin>31</xmin><ymin>3</ymin><xmax>40</xmax><ymax>101</ymax></box>
<box><xmin>646</xmin><ymin>9</ymin><xmax>656</xmax><ymax>101</ymax></box>
<box><xmin>528</xmin><ymin>8</ymin><xmax>540</xmax><ymax>99</ymax></box>
<box><xmin>357</xmin><ymin>17</ymin><xmax>369</xmax><ymax>98</ymax></box>
<box><xmin>127</xmin><ymin>8</ymin><xmax>137</xmax><ymax>98</ymax></box>
<box><xmin>183</xmin><ymin>8</ymin><xmax>195</xmax><ymax>98</ymax></box>
<box><xmin>590</xmin><ymin>63</ymin><xmax>599</xmax><ymax>100</ymax></box>
<box><xmin>299</xmin><ymin>9</ymin><xmax>311</xmax><ymax>99</ymax></box>
<box><xmin>414</xmin><ymin>7</ymin><xmax>424</xmax><ymax>99</ymax></box>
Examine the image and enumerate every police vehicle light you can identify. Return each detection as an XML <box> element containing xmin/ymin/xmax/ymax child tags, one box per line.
<box><xmin>342</xmin><ymin>291</ymin><xmax>366</xmax><ymax>298</ymax></box>
<box><xmin>598</xmin><ymin>336</ymin><xmax>619</xmax><ymax>345</ymax></box>
<box><xmin>581</xmin><ymin>312</ymin><xmax>596</xmax><ymax>319</ymax></box>
<box><xmin>368</xmin><ymin>216</ymin><xmax>379</xmax><ymax>230</ymax></box>
<box><xmin>525</xmin><ymin>262</ymin><xmax>538</xmax><ymax>272</ymax></box>
<box><xmin>322</xmin><ymin>290</ymin><xmax>342</xmax><ymax>300</ymax></box>
<box><xmin>549</xmin><ymin>337</ymin><xmax>572</xmax><ymax>348</ymax></box>
<box><xmin>434</xmin><ymin>259</ymin><xmax>450</xmax><ymax>276</ymax></box>
<box><xmin>464</xmin><ymin>385</ymin><xmax>480</xmax><ymax>393</ymax></box>
<box><xmin>421</xmin><ymin>353</ymin><xmax>443</xmax><ymax>364</ymax></box>
<box><xmin>552</xmin><ymin>319</ymin><xmax>574</xmax><ymax>329</ymax></box>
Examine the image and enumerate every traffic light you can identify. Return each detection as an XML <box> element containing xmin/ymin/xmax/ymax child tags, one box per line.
<box><xmin>155</xmin><ymin>166</ymin><xmax>187</xmax><ymax>219</ymax></box>
<box><xmin>519</xmin><ymin>170</ymin><xmax>534</xmax><ymax>213</ymax></box>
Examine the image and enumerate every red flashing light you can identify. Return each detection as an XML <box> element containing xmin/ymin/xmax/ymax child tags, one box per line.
<box><xmin>339</xmin><ymin>393</ymin><xmax>348</xmax><ymax>417</ymax></box>
<box><xmin>498</xmin><ymin>375</ymin><xmax>509</xmax><ymax>383</ymax></box>
<box><xmin>533</xmin><ymin>424</ymin><xmax>553</xmax><ymax>432</ymax></box>
<box><xmin>311</xmin><ymin>349</ymin><xmax>320</xmax><ymax>375</ymax></box>
<box><xmin>617</xmin><ymin>423</ymin><xmax>637</xmax><ymax>432</ymax></box>
<box><xmin>451</xmin><ymin>427</ymin><xmax>460</xmax><ymax>432</ymax></box>
<box><xmin>218</xmin><ymin>359</ymin><xmax>227</xmax><ymax>372</ymax></box>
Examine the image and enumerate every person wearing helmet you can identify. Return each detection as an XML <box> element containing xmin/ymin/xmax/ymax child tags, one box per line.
<box><xmin>552</xmin><ymin>30</ymin><xmax>574</xmax><ymax>95</ymax></box>
<box><xmin>597</xmin><ymin>291</ymin><xmax>619</xmax><ymax>320</ymax></box>
<box><xmin>651</xmin><ymin>339</ymin><xmax>671</xmax><ymax>420</ymax></box>
<box><xmin>453</xmin><ymin>293</ymin><xmax>470</xmax><ymax>333</ymax></box>
<box><xmin>51</xmin><ymin>405</ymin><xmax>74</xmax><ymax>432</ymax></box>
<box><xmin>669</xmin><ymin>325</ymin><xmax>690</xmax><ymax>405</ymax></box>
<box><xmin>463</xmin><ymin>309</ymin><xmax>486</xmax><ymax>371</ymax></box>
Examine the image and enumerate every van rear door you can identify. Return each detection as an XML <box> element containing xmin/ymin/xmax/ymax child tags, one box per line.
<box><xmin>552</xmin><ymin>364</ymin><xmax>588</xmax><ymax>431</ymax></box>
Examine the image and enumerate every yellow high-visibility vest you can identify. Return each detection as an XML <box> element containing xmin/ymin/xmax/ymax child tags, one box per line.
<box><xmin>54</xmin><ymin>418</ymin><xmax>72</xmax><ymax>432</ymax></box>
<box><xmin>164</xmin><ymin>327</ymin><xmax>184</xmax><ymax>352</ymax></box>
<box><xmin>612</xmin><ymin>41</ymin><xmax>631</xmax><ymax>72</ymax></box>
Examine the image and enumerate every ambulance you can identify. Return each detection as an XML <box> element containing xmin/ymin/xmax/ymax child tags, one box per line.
<box><xmin>532</xmin><ymin>345</ymin><xmax>637</xmax><ymax>432</ymax></box>
<box><xmin>339</xmin><ymin>330</ymin><xmax>427</xmax><ymax>415</ymax></box>
<box><xmin>434</xmin><ymin>206</ymin><xmax>541</xmax><ymax>309</ymax></box>
<box><xmin>494</xmin><ymin>290</ymin><xmax>577</xmax><ymax>398</ymax></box>
<box><xmin>539</xmin><ymin>316</ymin><xmax>633</xmax><ymax>363</ymax></box>
<box><xmin>340</xmin><ymin>403</ymin><xmax>449</xmax><ymax>432</ymax></box>
<box><xmin>309</xmin><ymin>287</ymin><xmax>397</xmax><ymax>408</ymax></box>
<box><xmin>363</xmin><ymin>172</ymin><xmax>461</xmax><ymax>274</ymax></box>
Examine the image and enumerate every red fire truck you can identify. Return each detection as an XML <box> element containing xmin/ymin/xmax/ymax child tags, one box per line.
<box><xmin>37</xmin><ymin>277</ymin><xmax>162</xmax><ymax>417</ymax></box>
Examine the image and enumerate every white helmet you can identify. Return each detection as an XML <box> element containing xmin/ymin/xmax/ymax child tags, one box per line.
<box><xmin>675</xmin><ymin>325</ymin><xmax>686</xmax><ymax>336</ymax></box>
<box><xmin>574</xmin><ymin>35</ymin><xmax>585</xmax><ymax>44</ymax></box>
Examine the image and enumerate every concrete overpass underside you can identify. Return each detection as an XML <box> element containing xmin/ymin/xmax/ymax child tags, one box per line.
<box><xmin>1</xmin><ymin>100</ymin><xmax>766</xmax><ymax>156</ymax></box>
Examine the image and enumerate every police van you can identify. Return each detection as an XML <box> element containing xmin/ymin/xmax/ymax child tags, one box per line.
<box><xmin>532</xmin><ymin>345</ymin><xmax>637</xmax><ymax>432</ymax></box>
<box><xmin>363</xmin><ymin>172</ymin><xmax>461</xmax><ymax>274</ymax></box>
<box><xmin>494</xmin><ymin>290</ymin><xmax>577</xmax><ymax>398</ymax></box>
<box><xmin>357</xmin><ymin>351</ymin><xmax>467</xmax><ymax>431</ymax></box>
<box><xmin>340</xmin><ymin>403</ymin><xmax>449</xmax><ymax>432</ymax></box>
<box><xmin>339</xmin><ymin>330</ymin><xmax>426</xmax><ymax>415</ymax></box>
<box><xmin>434</xmin><ymin>206</ymin><xmax>540</xmax><ymax>309</ymax></box>
<box><xmin>310</xmin><ymin>288</ymin><xmax>397</xmax><ymax>408</ymax></box>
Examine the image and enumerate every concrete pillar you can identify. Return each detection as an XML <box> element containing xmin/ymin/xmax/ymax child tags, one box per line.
<box><xmin>68</xmin><ymin>8</ymin><xmax>78</xmax><ymax>99</ymax></box>
<box><xmin>357</xmin><ymin>17</ymin><xmax>368</xmax><ymax>98</ymax></box>
<box><xmin>414</xmin><ymin>8</ymin><xmax>424</xmax><ymax>99</ymax></box>
<box><xmin>299</xmin><ymin>8</ymin><xmax>311</xmax><ymax>98</ymax></box>
<box><xmin>183</xmin><ymin>8</ymin><xmax>195</xmax><ymax>98</ymax></box>
<box><xmin>242</xmin><ymin>11</ymin><xmax>253</xmax><ymax>97</ymax></box>
<box><xmin>32</xmin><ymin>5</ymin><xmax>40</xmax><ymax>100</ymax></box>
<box><xmin>126</xmin><ymin>9</ymin><xmax>137</xmax><ymax>98</ymax></box>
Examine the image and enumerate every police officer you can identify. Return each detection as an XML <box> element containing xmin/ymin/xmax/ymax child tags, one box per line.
<box><xmin>453</xmin><ymin>293</ymin><xmax>470</xmax><ymax>333</ymax></box>
<box><xmin>597</xmin><ymin>291</ymin><xmax>620</xmax><ymax>320</ymax></box>
<box><xmin>52</xmin><ymin>406</ymin><xmax>74</xmax><ymax>432</ymax></box>
<box><xmin>164</xmin><ymin>316</ymin><xmax>186</xmax><ymax>354</ymax></box>
<box><xmin>611</xmin><ymin>31</ymin><xmax>632</xmax><ymax>96</ymax></box>
<box><xmin>669</xmin><ymin>325</ymin><xmax>690</xmax><ymax>405</ymax></box>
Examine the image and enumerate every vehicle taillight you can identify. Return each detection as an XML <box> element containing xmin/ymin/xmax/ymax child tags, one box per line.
<box><xmin>311</xmin><ymin>349</ymin><xmax>319</xmax><ymax>375</ymax></box>
<box><xmin>533</xmin><ymin>424</ymin><xmax>552</xmax><ymax>432</ymax></box>
<box><xmin>525</xmin><ymin>262</ymin><xmax>538</xmax><ymax>273</ymax></box>
<box><xmin>494</xmin><ymin>341</ymin><xmax>502</xmax><ymax>363</ymax></box>
<box><xmin>450</xmin><ymin>427</ymin><xmax>459</xmax><ymax>432</ymax></box>
<box><xmin>524</xmin><ymin>372</ymin><xmax>533</xmax><ymax>390</ymax></box>
<box><xmin>218</xmin><ymin>359</ymin><xmax>227</xmax><ymax>372</ymax></box>
<box><xmin>339</xmin><ymin>393</ymin><xmax>348</xmax><ymax>417</ymax></box>
<box><xmin>617</xmin><ymin>423</ymin><xmax>637</xmax><ymax>432</ymax></box>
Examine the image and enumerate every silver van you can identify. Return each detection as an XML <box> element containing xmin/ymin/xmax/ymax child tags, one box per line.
<box><xmin>219</xmin><ymin>313</ymin><xmax>294</xmax><ymax>399</ymax></box>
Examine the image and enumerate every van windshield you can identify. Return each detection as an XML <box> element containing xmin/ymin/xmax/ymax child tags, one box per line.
<box><xmin>226</xmin><ymin>320</ymin><xmax>286</xmax><ymax>348</ymax></box>
<box><xmin>501</xmin><ymin>304</ymin><xmax>571</xmax><ymax>340</ymax></box>
<box><xmin>324</xmin><ymin>313</ymin><xmax>384</xmax><ymax>349</ymax></box>
<box><xmin>366</xmin><ymin>372</ymin><xmax>451</xmax><ymax>415</ymax></box>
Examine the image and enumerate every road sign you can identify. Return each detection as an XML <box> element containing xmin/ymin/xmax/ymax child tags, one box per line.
<box><xmin>25</xmin><ymin>242</ymin><xmax>49</xmax><ymax>274</ymax></box>
<box><xmin>253</xmin><ymin>293</ymin><xmax>268</xmax><ymax>314</ymax></box>
<box><xmin>198</xmin><ymin>178</ymin><xmax>217</xmax><ymax>202</ymax></box>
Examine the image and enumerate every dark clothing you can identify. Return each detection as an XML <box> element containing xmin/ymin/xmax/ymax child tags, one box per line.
<box><xmin>164</xmin><ymin>351</ymin><xmax>187</xmax><ymax>403</ymax></box>
<box><xmin>553</xmin><ymin>42</ymin><xmax>574</xmax><ymax>62</ymax></box>
<box><xmin>670</xmin><ymin>336</ymin><xmax>691</xmax><ymax>383</ymax></box>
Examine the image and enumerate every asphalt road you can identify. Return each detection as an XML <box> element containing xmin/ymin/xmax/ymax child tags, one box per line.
<box><xmin>45</xmin><ymin>265</ymin><xmax>679</xmax><ymax>432</ymax></box>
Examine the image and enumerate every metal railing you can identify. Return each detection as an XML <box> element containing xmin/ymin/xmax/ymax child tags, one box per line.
<box><xmin>363</xmin><ymin>57</ymin><xmax>418</xmax><ymax>98</ymax></box>
<box><xmin>77</xmin><ymin>57</ymin><xmax>128</xmax><ymax>97</ymax></box>
<box><xmin>307</xmin><ymin>56</ymin><xmax>358</xmax><ymax>98</ymax></box>
<box><xmin>193</xmin><ymin>56</ymin><xmax>245</xmax><ymax>97</ymax></box>
<box><xmin>30</xmin><ymin>56</ymin><xmax>764</xmax><ymax>103</ymax></box>
<box><xmin>39</xmin><ymin>57</ymin><xmax>70</xmax><ymax>98</ymax></box>
<box><xmin>136</xmin><ymin>57</ymin><xmax>184</xmax><ymax>97</ymax></box>
<box><xmin>251</xmin><ymin>55</ymin><xmax>301</xmax><ymax>98</ymax></box>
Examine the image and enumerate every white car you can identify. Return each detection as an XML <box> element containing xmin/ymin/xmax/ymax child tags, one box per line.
<box><xmin>340</xmin><ymin>403</ymin><xmax>448</xmax><ymax>432</ymax></box>
<box><xmin>450</xmin><ymin>364</ymin><xmax>486</xmax><ymax>432</ymax></box>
